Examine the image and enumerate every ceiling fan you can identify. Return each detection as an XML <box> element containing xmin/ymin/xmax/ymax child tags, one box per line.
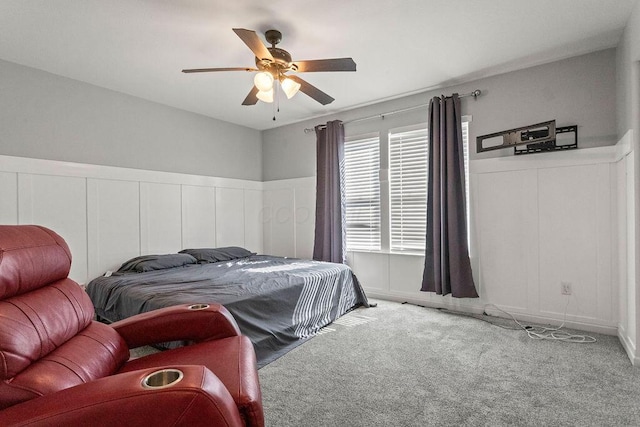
<box><xmin>182</xmin><ymin>28</ymin><xmax>356</xmax><ymax>106</ymax></box>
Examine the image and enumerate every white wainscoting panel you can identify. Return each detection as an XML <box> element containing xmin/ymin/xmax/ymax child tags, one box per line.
<box><xmin>244</xmin><ymin>189</ymin><xmax>264</xmax><ymax>254</ymax></box>
<box><xmin>615</xmin><ymin>129</ymin><xmax>637</xmax><ymax>364</ymax></box>
<box><xmin>616</xmin><ymin>155</ymin><xmax>629</xmax><ymax>342</ymax></box>
<box><xmin>87</xmin><ymin>178</ymin><xmax>140</xmax><ymax>278</ymax></box>
<box><xmin>262</xmin><ymin>177</ymin><xmax>316</xmax><ymax>258</ymax></box>
<box><xmin>215</xmin><ymin>187</ymin><xmax>245</xmax><ymax>247</ymax></box>
<box><xmin>140</xmin><ymin>182</ymin><xmax>182</xmax><ymax>255</ymax></box>
<box><xmin>0</xmin><ymin>155</ymin><xmax>264</xmax><ymax>285</ymax></box>
<box><xmin>388</xmin><ymin>254</ymin><xmax>425</xmax><ymax>295</ymax></box>
<box><xmin>537</xmin><ymin>164</ymin><xmax>607</xmax><ymax>321</ymax></box>
<box><xmin>293</xmin><ymin>183</ymin><xmax>315</xmax><ymax>260</ymax></box>
<box><xmin>475</xmin><ymin>169</ymin><xmax>538</xmax><ymax>313</ymax></box>
<box><xmin>349</xmin><ymin>252</ymin><xmax>390</xmax><ymax>293</ymax></box>
<box><xmin>625</xmin><ymin>150</ymin><xmax>637</xmax><ymax>356</ymax></box>
<box><xmin>469</xmin><ymin>145</ymin><xmax>621</xmax><ymax>333</ymax></box>
<box><xmin>625</xmin><ymin>152</ymin><xmax>637</xmax><ymax>353</ymax></box>
<box><xmin>18</xmin><ymin>173</ymin><xmax>88</xmax><ymax>282</ymax></box>
<box><xmin>0</xmin><ymin>172</ymin><xmax>17</xmax><ymax>224</ymax></box>
<box><xmin>263</xmin><ymin>188</ymin><xmax>295</xmax><ymax>257</ymax></box>
<box><xmin>181</xmin><ymin>185</ymin><xmax>216</xmax><ymax>249</ymax></box>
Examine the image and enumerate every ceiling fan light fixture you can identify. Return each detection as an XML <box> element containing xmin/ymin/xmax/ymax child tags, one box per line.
<box><xmin>254</xmin><ymin>72</ymin><xmax>274</xmax><ymax>91</ymax></box>
<box><xmin>256</xmin><ymin>88</ymin><xmax>274</xmax><ymax>103</ymax></box>
<box><xmin>281</xmin><ymin>77</ymin><xmax>301</xmax><ymax>99</ymax></box>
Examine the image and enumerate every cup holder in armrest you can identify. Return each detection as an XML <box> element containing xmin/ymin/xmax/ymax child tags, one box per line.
<box><xmin>188</xmin><ymin>304</ymin><xmax>210</xmax><ymax>310</ymax></box>
<box><xmin>141</xmin><ymin>369</ymin><xmax>184</xmax><ymax>389</ymax></box>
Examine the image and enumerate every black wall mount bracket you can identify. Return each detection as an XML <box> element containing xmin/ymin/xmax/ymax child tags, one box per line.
<box><xmin>476</xmin><ymin>120</ymin><xmax>556</xmax><ymax>153</ymax></box>
<box><xmin>476</xmin><ymin>120</ymin><xmax>578</xmax><ymax>155</ymax></box>
<box><xmin>513</xmin><ymin>125</ymin><xmax>578</xmax><ymax>155</ymax></box>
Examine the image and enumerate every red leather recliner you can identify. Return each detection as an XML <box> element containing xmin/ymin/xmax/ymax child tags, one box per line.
<box><xmin>0</xmin><ymin>225</ymin><xmax>264</xmax><ymax>426</ymax></box>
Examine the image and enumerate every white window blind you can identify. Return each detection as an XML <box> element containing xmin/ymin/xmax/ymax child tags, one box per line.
<box><xmin>389</xmin><ymin>122</ymin><xmax>470</xmax><ymax>253</ymax></box>
<box><xmin>343</xmin><ymin>135</ymin><xmax>381</xmax><ymax>251</ymax></box>
<box><xmin>389</xmin><ymin>127</ymin><xmax>429</xmax><ymax>252</ymax></box>
<box><xmin>462</xmin><ymin>121</ymin><xmax>471</xmax><ymax>237</ymax></box>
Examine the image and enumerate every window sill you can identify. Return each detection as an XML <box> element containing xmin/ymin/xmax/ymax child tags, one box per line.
<box><xmin>347</xmin><ymin>249</ymin><xmax>425</xmax><ymax>257</ymax></box>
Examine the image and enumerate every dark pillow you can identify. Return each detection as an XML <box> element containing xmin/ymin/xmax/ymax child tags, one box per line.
<box><xmin>117</xmin><ymin>253</ymin><xmax>198</xmax><ymax>273</ymax></box>
<box><xmin>179</xmin><ymin>247</ymin><xmax>256</xmax><ymax>263</ymax></box>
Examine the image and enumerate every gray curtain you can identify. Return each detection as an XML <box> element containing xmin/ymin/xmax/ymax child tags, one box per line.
<box><xmin>313</xmin><ymin>120</ymin><xmax>346</xmax><ymax>264</ymax></box>
<box><xmin>421</xmin><ymin>94</ymin><xmax>478</xmax><ymax>298</ymax></box>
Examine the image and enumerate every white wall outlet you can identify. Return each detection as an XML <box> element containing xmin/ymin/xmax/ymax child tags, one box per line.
<box><xmin>561</xmin><ymin>281</ymin><xmax>572</xmax><ymax>295</ymax></box>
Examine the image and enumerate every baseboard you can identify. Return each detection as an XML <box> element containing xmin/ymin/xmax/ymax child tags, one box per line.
<box><xmin>481</xmin><ymin>307</ymin><xmax>618</xmax><ymax>336</ymax></box>
<box><xmin>618</xmin><ymin>327</ymin><xmax>639</xmax><ymax>367</ymax></box>
<box><xmin>367</xmin><ymin>291</ymin><xmax>618</xmax><ymax>336</ymax></box>
<box><xmin>366</xmin><ymin>291</ymin><xmax>485</xmax><ymax>315</ymax></box>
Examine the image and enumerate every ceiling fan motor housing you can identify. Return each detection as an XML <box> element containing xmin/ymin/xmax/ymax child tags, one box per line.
<box><xmin>255</xmin><ymin>47</ymin><xmax>297</xmax><ymax>74</ymax></box>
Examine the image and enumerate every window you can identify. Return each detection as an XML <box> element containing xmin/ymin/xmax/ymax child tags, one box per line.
<box><xmin>343</xmin><ymin>135</ymin><xmax>381</xmax><ymax>251</ymax></box>
<box><xmin>343</xmin><ymin>119</ymin><xmax>470</xmax><ymax>254</ymax></box>
<box><xmin>388</xmin><ymin>121</ymin><xmax>471</xmax><ymax>253</ymax></box>
<box><xmin>389</xmin><ymin>126</ymin><xmax>428</xmax><ymax>252</ymax></box>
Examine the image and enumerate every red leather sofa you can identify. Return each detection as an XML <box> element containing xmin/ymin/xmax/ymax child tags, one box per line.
<box><xmin>0</xmin><ymin>225</ymin><xmax>264</xmax><ymax>426</ymax></box>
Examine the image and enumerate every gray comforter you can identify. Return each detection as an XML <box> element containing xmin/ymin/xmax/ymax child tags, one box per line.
<box><xmin>87</xmin><ymin>255</ymin><xmax>369</xmax><ymax>367</ymax></box>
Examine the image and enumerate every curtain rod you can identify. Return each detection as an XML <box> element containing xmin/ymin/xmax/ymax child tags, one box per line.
<box><xmin>303</xmin><ymin>89</ymin><xmax>481</xmax><ymax>133</ymax></box>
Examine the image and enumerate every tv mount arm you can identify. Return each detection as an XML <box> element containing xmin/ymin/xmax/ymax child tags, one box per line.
<box><xmin>476</xmin><ymin>120</ymin><xmax>577</xmax><ymax>155</ymax></box>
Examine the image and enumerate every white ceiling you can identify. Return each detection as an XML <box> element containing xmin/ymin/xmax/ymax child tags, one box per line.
<box><xmin>0</xmin><ymin>0</ymin><xmax>637</xmax><ymax>131</ymax></box>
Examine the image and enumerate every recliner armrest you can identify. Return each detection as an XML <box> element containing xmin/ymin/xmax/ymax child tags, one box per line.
<box><xmin>111</xmin><ymin>303</ymin><xmax>241</xmax><ymax>349</ymax></box>
<box><xmin>0</xmin><ymin>365</ymin><xmax>244</xmax><ymax>427</ymax></box>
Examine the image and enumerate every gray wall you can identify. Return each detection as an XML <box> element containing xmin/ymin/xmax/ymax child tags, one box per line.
<box><xmin>262</xmin><ymin>48</ymin><xmax>617</xmax><ymax>181</ymax></box>
<box><xmin>616</xmin><ymin>1</ymin><xmax>640</xmax><ymax>139</ymax></box>
<box><xmin>0</xmin><ymin>59</ymin><xmax>262</xmax><ymax>181</ymax></box>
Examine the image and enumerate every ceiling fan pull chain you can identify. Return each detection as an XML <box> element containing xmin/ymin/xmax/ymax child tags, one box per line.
<box><xmin>273</xmin><ymin>87</ymin><xmax>277</xmax><ymax>121</ymax></box>
<box><xmin>273</xmin><ymin>79</ymin><xmax>280</xmax><ymax>121</ymax></box>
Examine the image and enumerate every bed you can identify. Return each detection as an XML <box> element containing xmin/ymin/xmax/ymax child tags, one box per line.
<box><xmin>86</xmin><ymin>247</ymin><xmax>369</xmax><ymax>368</ymax></box>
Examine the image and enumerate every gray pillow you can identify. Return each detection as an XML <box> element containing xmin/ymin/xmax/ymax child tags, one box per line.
<box><xmin>117</xmin><ymin>253</ymin><xmax>198</xmax><ymax>273</ymax></box>
<box><xmin>179</xmin><ymin>247</ymin><xmax>255</xmax><ymax>263</ymax></box>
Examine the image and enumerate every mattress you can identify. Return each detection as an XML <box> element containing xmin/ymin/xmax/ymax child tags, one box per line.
<box><xmin>87</xmin><ymin>255</ymin><xmax>369</xmax><ymax>367</ymax></box>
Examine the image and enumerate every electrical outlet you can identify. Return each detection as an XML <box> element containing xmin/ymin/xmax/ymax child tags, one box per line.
<box><xmin>561</xmin><ymin>281</ymin><xmax>572</xmax><ymax>295</ymax></box>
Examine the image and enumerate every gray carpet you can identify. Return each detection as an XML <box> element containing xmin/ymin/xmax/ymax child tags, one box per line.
<box><xmin>258</xmin><ymin>299</ymin><xmax>640</xmax><ymax>426</ymax></box>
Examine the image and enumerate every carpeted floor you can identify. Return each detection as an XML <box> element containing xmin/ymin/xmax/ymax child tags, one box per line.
<box><xmin>258</xmin><ymin>299</ymin><xmax>640</xmax><ymax>426</ymax></box>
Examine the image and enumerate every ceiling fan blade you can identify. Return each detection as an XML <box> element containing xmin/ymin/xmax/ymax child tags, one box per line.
<box><xmin>233</xmin><ymin>28</ymin><xmax>274</xmax><ymax>62</ymax></box>
<box><xmin>287</xmin><ymin>75</ymin><xmax>335</xmax><ymax>105</ymax></box>
<box><xmin>242</xmin><ymin>86</ymin><xmax>260</xmax><ymax>106</ymax></box>
<box><xmin>182</xmin><ymin>67</ymin><xmax>258</xmax><ymax>73</ymax></box>
<box><xmin>292</xmin><ymin>58</ymin><xmax>356</xmax><ymax>73</ymax></box>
